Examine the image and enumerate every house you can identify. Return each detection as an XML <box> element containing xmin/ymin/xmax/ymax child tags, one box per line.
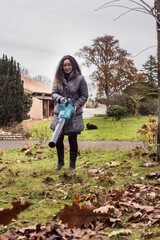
<box><xmin>22</xmin><ymin>76</ymin><xmax>53</xmax><ymax>120</ymax></box>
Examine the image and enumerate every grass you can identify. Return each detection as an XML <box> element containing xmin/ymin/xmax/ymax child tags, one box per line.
<box><xmin>0</xmin><ymin>115</ymin><xmax>159</xmax><ymax>239</ymax></box>
<box><xmin>0</xmin><ymin>142</ymin><xmax>160</xmax><ymax>239</ymax></box>
<box><xmin>27</xmin><ymin>116</ymin><xmax>157</xmax><ymax>142</ymax></box>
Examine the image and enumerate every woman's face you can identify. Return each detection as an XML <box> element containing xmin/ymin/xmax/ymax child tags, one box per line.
<box><xmin>63</xmin><ymin>59</ymin><xmax>73</xmax><ymax>74</ymax></box>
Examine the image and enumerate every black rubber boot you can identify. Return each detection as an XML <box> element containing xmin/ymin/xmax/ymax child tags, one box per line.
<box><xmin>55</xmin><ymin>147</ymin><xmax>64</xmax><ymax>170</ymax></box>
<box><xmin>68</xmin><ymin>152</ymin><xmax>77</xmax><ymax>173</ymax></box>
<box><xmin>55</xmin><ymin>161</ymin><xmax>64</xmax><ymax>170</ymax></box>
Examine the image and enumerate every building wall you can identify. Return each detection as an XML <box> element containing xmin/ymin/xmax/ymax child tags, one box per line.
<box><xmin>28</xmin><ymin>97</ymin><xmax>43</xmax><ymax>120</ymax></box>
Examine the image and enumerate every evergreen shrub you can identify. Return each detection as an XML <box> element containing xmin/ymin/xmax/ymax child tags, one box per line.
<box><xmin>23</xmin><ymin>90</ymin><xmax>33</xmax><ymax>115</ymax></box>
<box><xmin>107</xmin><ymin>105</ymin><xmax>128</xmax><ymax>121</ymax></box>
<box><xmin>0</xmin><ymin>55</ymin><xmax>24</xmax><ymax>126</ymax></box>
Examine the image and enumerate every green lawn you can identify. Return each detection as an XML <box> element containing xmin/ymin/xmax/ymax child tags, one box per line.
<box><xmin>27</xmin><ymin>115</ymin><xmax>157</xmax><ymax>142</ymax></box>
<box><xmin>0</xmin><ymin>144</ymin><xmax>160</xmax><ymax>239</ymax></box>
<box><xmin>0</xmin><ymin>115</ymin><xmax>159</xmax><ymax>239</ymax></box>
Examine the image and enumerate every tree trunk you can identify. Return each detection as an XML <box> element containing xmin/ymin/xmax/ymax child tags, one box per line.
<box><xmin>156</xmin><ymin>0</ymin><xmax>160</xmax><ymax>162</ymax></box>
<box><xmin>106</xmin><ymin>95</ymin><xmax>110</xmax><ymax>108</ymax></box>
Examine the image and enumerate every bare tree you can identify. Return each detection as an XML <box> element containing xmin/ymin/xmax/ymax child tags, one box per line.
<box><xmin>33</xmin><ymin>75</ymin><xmax>52</xmax><ymax>86</ymax></box>
<box><xmin>20</xmin><ymin>66</ymin><xmax>31</xmax><ymax>78</ymax></box>
<box><xmin>76</xmin><ymin>35</ymin><xmax>145</xmax><ymax>107</ymax></box>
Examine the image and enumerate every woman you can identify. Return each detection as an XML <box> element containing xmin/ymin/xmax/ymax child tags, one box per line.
<box><xmin>50</xmin><ymin>55</ymin><xmax>88</xmax><ymax>172</ymax></box>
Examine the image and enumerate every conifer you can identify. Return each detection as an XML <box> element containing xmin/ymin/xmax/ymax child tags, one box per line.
<box><xmin>0</xmin><ymin>55</ymin><xmax>24</xmax><ymax>126</ymax></box>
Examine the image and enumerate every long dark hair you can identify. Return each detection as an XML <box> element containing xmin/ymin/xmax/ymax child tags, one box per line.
<box><xmin>54</xmin><ymin>55</ymin><xmax>81</xmax><ymax>86</ymax></box>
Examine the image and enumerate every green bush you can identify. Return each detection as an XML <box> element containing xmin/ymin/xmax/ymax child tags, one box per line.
<box><xmin>107</xmin><ymin>105</ymin><xmax>128</xmax><ymax>121</ymax></box>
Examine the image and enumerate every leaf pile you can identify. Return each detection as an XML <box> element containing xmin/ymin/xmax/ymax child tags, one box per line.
<box><xmin>56</xmin><ymin>182</ymin><xmax>160</xmax><ymax>230</ymax></box>
<box><xmin>1</xmin><ymin>180</ymin><xmax>160</xmax><ymax>239</ymax></box>
<box><xmin>0</xmin><ymin>144</ymin><xmax>160</xmax><ymax>239</ymax></box>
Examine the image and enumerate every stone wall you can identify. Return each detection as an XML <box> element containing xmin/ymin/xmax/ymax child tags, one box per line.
<box><xmin>0</xmin><ymin>133</ymin><xmax>24</xmax><ymax>140</ymax></box>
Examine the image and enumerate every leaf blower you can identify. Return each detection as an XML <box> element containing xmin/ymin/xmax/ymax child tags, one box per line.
<box><xmin>48</xmin><ymin>98</ymin><xmax>75</xmax><ymax>148</ymax></box>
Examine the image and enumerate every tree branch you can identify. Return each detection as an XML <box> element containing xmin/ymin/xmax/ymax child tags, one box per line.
<box><xmin>113</xmin><ymin>6</ymin><xmax>150</xmax><ymax>21</ymax></box>
<box><xmin>94</xmin><ymin>0</ymin><xmax>120</xmax><ymax>12</ymax></box>
<box><xmin>95</xmin><ymin>0</ymin><xmax>159</xmax><ymax>24</ymax></box>
<box><xmin>133</xmin><ymin>46</ymin><xmax>157</xmax><ymax>58</ymax></box>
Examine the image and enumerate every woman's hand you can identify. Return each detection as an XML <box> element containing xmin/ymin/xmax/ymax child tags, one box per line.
<box><xmin>60</xmin><ymin>97</ymin><xmax>67</xmax><ymax>103</ymax></box>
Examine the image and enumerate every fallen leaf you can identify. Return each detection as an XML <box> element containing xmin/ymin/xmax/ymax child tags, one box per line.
<box><xmin>14</xmin><ymin>224</ymin><xmax>63</xmax><ymax>240</ymax></box>
<box><xmin>0</xmin><ymin>148</ymin><xmax>4</xmax><ymax>155</ymax></box>
<box><xmin>146</xmin><ymin>172</ymin><xmax>160</xmax><ymax>179</ymax></box>
<box><xmin>94</xmin><ymin>205</ymin><xmax>121</xmax><ymax>217</ymax></box>
<box><xmin>141</xmin><ymin>152</ymin><xmax>148</xmax><ymax>157</ymax></box>
<box><xmin>127</xmin><ymin>153</ymin><xmax>132</xmax><ymax>158</ymax></box>
<box><xmin>128</xmin><ymin>211</ymin><xmax>142</xmax><ymax>221</ymax></box>
<box><xmin>20</xmin><ymin>144</ymin><xmax>29</xmax><ymax>151</ymax></box>
<box><xmin>25</xmin><ymin>149</ymin><xmax>33</xmax><ymax>156</ymax></box>
<box><xmin>109</xmin><ymin>161</ymin><xmax>120</xmax><ymax>167</ymax></box>
<box><xmin>59</xmin><ymin>173</ymin><xmax>72</xmax><ymax>180</ymax></box>
<box><xmin>35</xmin><ymin>150</ymin><xmax>44</xmax><ymax>154</ymax></box>
<box><xmin>0</xmin><ymin>201</ymin><xmax>31</xmax><ymax>226</ymax></box>
<box><xmin>0</xmin><ymin>167</ymin><xmax>7</xmax><ymax>173</ymax></box>
<box><xmin>131</xmin><ymin>203</ymin><xmax>154</xmax><ymax>213</ymax></box>
<box><xmin>140</xmin><ymin>162</ymin><xmax>157</xmax><ymax>167</ymax></box>
<box><xmin>141</xmin><ymin>231</ymin><xmax>154</xmax><ymax>239</ymax></box>
<box><xmin>0</xmin><ymin>230</ymin><xmax>16</xmax><ymax>240</ymax></box>
<box><xmin>134</xmin><ymin>151</ymin><xmax>141</xmax><ymax>156</ymax></box>
<box><xmin>149</xmin><ymin>153</ymin><xmax>157</xmax><ymax>161</ymax></box>
<box><xmin>56</xmin><ymin>202</ymin><xmax>106</xmax><ymax>228</ymax></box>
<box><xmin>34</xmin><ymin>144</ymin><xmax>43</xmax><ymax>149</ymax></box>
<box><xmin>110</xmin><ymin>188</ymin><xmax>124</xmax><ymax>201</ymax></box>
<box><xmin>84</xmin><ymin>200</ymin><xmax>96</xmax><ymax>209</ymax></box>
<box><xmin>73</xmin><ymin>194</ymin><xmax>82</xmax><ymax>203</ymax></box>
<box><xmin>105</xmin><ymin>162</ymin><xmax>120</xmax><ymax>167</ymax></box>
<box><xmin>43</xmin><ymin>177</ymin><xmax>54</xmax><ymax>184</ymax></box>
<box><xmin>87</xmin><ymin>168</ymin><xmax>99</xmax><ymax>174</ymax></box>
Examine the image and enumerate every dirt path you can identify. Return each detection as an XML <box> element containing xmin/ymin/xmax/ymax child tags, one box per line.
<box><xmin>0</xmin><ymin>140</ymin><xmax>143</xmax><ymax>149</ymax></box>
<box><xmin>0</xmin><ymin>120</ymin><xmax>144</xmax><ymax>149</ymax></box>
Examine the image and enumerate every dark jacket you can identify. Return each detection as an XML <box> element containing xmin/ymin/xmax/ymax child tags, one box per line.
<box><xmin>50</xmin><ymin>72</ymin><xmax>88</xmax><ymax>134</ymax></box>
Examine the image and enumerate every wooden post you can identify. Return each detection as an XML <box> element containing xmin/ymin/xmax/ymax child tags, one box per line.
<box><xmin>156</xmin><ymin>0</ymin><xmax>160</xmax><ymax>161</ymax></box>
<box><xmin>46</xmin><ymin>100</ymin><xmax>49</xmax><ymax>118</ymax></box>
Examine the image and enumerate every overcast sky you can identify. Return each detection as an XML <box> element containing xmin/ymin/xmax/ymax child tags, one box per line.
<box><xmin>0</xmin><ymin>0</ymin><xmax>157</xmax><ymax>95</ymax></box>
